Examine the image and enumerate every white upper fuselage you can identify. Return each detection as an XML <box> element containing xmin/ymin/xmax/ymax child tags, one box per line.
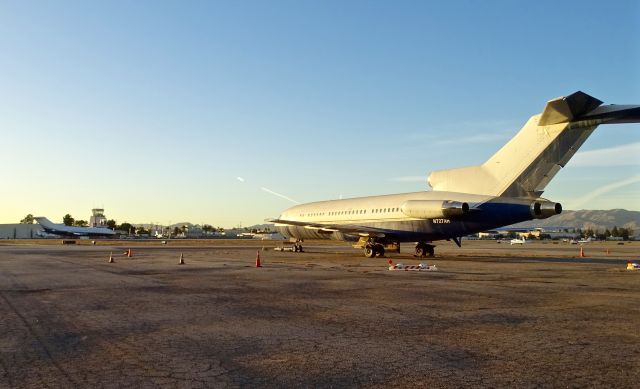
<box><xmin>272</xmin><ymin>190</ymin><xmax>550</xmax><ymax>243</ymax></box>
<box><xmin>279</xmin><ymin>191</ymin><xmax>490</xmax><ymax>225</ymax></box>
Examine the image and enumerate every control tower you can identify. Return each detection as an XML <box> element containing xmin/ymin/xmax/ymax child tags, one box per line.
<box><xmin>90</xmin><ymin>208</ymin><xmax>107</xmax><ymax>227</ymax></box>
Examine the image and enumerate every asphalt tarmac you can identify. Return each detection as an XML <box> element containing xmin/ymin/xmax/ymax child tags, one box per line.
<box><xmin>0</xmin><ymin>240</ymin><xmax>639</xmax><ymax>388</ymax></box>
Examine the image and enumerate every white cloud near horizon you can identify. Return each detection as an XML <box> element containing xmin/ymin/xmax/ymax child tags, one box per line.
<box><xmin>564</xmin><ymin>175</ymin><xmax>640</xmax><ymax>210</ymax></box>
<box><xmin>407</xmin><ymin>120</ymin><xmax>519</xmax><ymax>146</ymax></box>
<box><xmin>571</xmin><ymin>143</ymin><xmax>640</xmax><ymax>167</ymax></box>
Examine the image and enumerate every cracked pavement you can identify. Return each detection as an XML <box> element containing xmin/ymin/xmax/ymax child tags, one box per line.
<box><xmin>0</xmin><ymin>241</ymin><xmax>639</xmax><ymax>387</ymax></box>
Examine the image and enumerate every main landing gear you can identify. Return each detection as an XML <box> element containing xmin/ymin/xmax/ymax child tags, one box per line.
<box><xmin>361</xmin><ymin>238</ymin><xmax>401</xmax><ymax>258</ymax></box>
<box><xmin>360</xmin><ymin>239</ymin><xmax>434</xmax><ymax>258</ymax></box>
<box><xmin>364</xmin><ymin>242</ymin><xmax>385</xmax><ymax>258</ymax></box>
<box><xmin>414</xmin><ymin>242</ymin><xmax>435</xmax><ymax>258</ymax></box>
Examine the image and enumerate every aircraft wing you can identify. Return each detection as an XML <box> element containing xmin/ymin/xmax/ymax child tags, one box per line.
<box><xmin>266</xmin><ymin>218</ymin><xmax>388</xmax><ymax>238</ymax></box>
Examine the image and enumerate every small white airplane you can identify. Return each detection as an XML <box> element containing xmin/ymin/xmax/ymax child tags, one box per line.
<box><xmin>510</xmin><ymin>237</ymin><xmax>526</xmax><ymax>245</ymax></box>
<box><xmin>35</xmin><ymin>217</ymin><xmax>116</xmax><ymax>237</ymax></box>
<box><xmin>268</xmin><ymin>91</ymin><xmax>639</xmax><ymax>258</ymax></box>
<box><xmin>577</xmin><ymin>237</ymin><xmax>593</xmax><ymax>243</ymax></box>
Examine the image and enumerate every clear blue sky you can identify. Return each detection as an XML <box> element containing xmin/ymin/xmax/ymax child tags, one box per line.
<box><xmin>1</xmin><ymin>1</ymin><xmax>638</xmax><ymax>227</ymax></box>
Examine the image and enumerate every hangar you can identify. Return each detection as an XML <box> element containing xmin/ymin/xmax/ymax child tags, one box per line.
<box><xmin>0</xmin><ymin>224</ymin><xmax>44</xmax><ymax>239</ymax></box>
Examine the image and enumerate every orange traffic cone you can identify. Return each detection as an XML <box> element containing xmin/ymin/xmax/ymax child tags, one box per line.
<box><xmin>255</xmin><ymin>250</ymin><xmax>262</xmax><ymax>268</ymax></box>
<box><xmin>580</xmin><ymin>247</ymin><xmax>585</xmax><ymax>258</ymax></box>
<box><xmin>179</xmin><ymin>253</ymin><xmax>185</xmax><ymax>265</ymax></box>
<box><xmin>108</xmin><ymin>252</ymin><xmax>114</xmax><ymax>263</ymax></box>
<box><xmin>127</xmin><ymin>248</ymin><xmax>132</xmax><ymax>258</ymax></box>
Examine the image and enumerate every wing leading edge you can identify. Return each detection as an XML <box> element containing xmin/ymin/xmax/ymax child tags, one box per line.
<box><xmin>266</xmin><ymin>218</ymin><xmax>388</xmax><ymax>238</ymax></box>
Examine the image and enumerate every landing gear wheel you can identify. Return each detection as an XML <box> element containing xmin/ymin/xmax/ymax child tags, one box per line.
<box><xmin>415</xmin><ymin>242</ymin><xmax>435</xmax><ymax>258</ymax></box>
<box><xmin>425</xmin><ymin>244</ymin><xmax>434</xmax><ymax>257</ymax></box>
<box><xmin>364</xmin><ymin>245</ymin><xmax>376</xmax><ymax>258</ymax></box>
<box><xmin>375</xmin><ymin>245</ymin><xmax>385</xmax><ymax>257</ymax></box>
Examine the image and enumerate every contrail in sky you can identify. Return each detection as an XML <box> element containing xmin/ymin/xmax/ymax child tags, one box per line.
<box><xmin>566</xmin><ymin>175</ymin><xmax>640</xmax><ymax>209</ymax></box>
<box><xmin>260</xmin><ymin>187</ymin><xmax>300</xmax><ymax>204</ymax></box>
<box><xmin>236</xmin><ymin>176</ymin><xmax>299</xmax><ymax>204</ymax></box>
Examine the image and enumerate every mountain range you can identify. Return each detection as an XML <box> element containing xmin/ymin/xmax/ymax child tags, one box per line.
<box><xmin>512</xmin><ymin>209</ymin><xmax>639</xmax><ymax>232</ymax></box>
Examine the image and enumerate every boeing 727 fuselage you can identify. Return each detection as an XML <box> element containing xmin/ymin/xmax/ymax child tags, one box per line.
<box><xmin>269</xmin><ymin>92</ymin><xmax>639</xmax><ymax>257</ymax></box>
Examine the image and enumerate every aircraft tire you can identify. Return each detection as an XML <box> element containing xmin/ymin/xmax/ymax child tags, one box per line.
<box><xmin>426</xmin><ymin>244</ymin><xmax>435</xmax><ymax>257</ymax></box>
<box><xmin>416</xmin><ymin>242</ymin><xmax>434</xmax><ymax>257</ymax></box>
<box><xmin>375</xmin><ymin>246</ymin><xmax>385</xmax><ymax>257</ymax></box>
<box><xmin>364</xmin><ymin>245</ymin><xmax>376</xmax><ymax>258</ymax></box>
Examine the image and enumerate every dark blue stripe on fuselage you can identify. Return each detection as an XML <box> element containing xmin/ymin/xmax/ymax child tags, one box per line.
<box><xmin>276</xmin><ymin>198</ymin><xmax>534</xmax><ymax>242</ymax></box>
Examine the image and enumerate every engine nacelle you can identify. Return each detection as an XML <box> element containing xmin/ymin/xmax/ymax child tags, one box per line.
<box><xmin>401</xmin><ymin>200</ymin><xmax>470</xmax><ymax>219</ymax></box>
<box><xmin>530</xmin><ymin>200</ymin><xmax>562</xmax><ymax>219</ymax></box>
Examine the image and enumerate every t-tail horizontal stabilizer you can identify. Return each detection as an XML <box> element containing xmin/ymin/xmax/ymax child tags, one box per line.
<box><xmin>428</xmin><ymin>91</ymin><xmax>640</xmax><ymax>197</ymax></box>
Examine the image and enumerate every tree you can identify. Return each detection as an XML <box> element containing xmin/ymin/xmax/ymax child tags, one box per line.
<box><xmin>173</xmin><ymin>227</ymin><xmax>181</xmax><ymax>236</ymax></box>
<box><xmin>136</xmin><ymin>227</ymin><xmax>149</xmax><ymax>235</ymax></box>
<box><xmin>74</xmin><ymin>220</ymin><xmax>88</xmax><ymax>227</ymax></box>
<box><xmin>583</xmin><ymin>228</ymin><xmax>594</xmax><ymax>238</ymax></box>
<box><xmin>106</xmin><ymin>219</ymin><xmax>117</xmax><ymax>229</ymax></box>
<box><xmin>63</xmin><ymin>214</ymin><xmax>74</xmax><ymax>226</ymax></box>
<box><xmin>611</xmin><ymin>226</ymin><xmax>620</xmax><ymax>237</ymax></box>
<box><xmin>620</xmin><ymin>227</ymin><xmax>631</xmax><ymax>241</ymax></box>
<box><xmin>20</xmin><ymin>214</ymin><xmax>35</xmax><ymax>224</ymax></box>
<box><xmin>119</xmin><ymin>223</ymin><xmax>134</xmax><ymax>234</ymax></box>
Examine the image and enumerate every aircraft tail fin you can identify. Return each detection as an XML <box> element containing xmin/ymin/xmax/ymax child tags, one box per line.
<box><xmin>428</xmin><ymin>91</ymin><xmax>640</xmax><ymax>197</ymax></box>
<box><xmin>34</xmin><ymin>217</ymin><xmax>57</xmax><ymax>229</ymax></box>
<box><xmin>538</xmin><ymin>91</ymin><xmax>603</xmax><ymax>125</ymax></box>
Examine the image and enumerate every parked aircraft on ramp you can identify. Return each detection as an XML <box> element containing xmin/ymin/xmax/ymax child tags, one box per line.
<box><xmin>35</xmin><ymin>217</ymin><xmax>116</xmax><ymax>237</ymax></box>
<box><xmin>269</xmin><ymin>91</ymin><xmax>640</xmax><ymax>258</ymax></box>
<box><xmin>510</xmin><ymin>237</ymin><xmax>526</xmax><ymax>245</ymax></box>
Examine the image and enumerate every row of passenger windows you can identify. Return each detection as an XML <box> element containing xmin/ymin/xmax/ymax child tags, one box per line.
<box><xmin>300</xmin><ymin>207</ymin><xmax>401</xmax><ymax>218</ymax></box>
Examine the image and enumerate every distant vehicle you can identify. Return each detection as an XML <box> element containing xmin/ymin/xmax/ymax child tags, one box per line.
<box><xmin>35</xmin><ymin>217</ymin><xmax>116</xmax><ymax>237</ymax></box>
<box><xmin>269</xmin><ymin>91</ymin><xmax>640</xmax><ymax>258</ymax></box>
<box><xmin>578</xmin><ymin>237</ymin><xmax>593</xmax><ymax>243</ymax></box>
<box><xmin>569</xmin><ymin>239</ymin><xmax>578</xmax><ymax>244</ymax></box>
<box><xmin>510</xmin><ymin>237</ymin><xmax>526</xmax><ymax>245</ymax></box>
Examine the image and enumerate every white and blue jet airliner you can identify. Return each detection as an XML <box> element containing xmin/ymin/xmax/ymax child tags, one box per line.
<box><xmin>269</xmin><ymin>91</ymin><xmax>639</xmax><ymax>257</ymax></box>
<box><xmin>35</xmin><ymin>217</ymin><xmax>116</xmax><ymax>237</ymax></box>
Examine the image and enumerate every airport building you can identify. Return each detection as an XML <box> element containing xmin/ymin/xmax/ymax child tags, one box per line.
<box><xmin>0</xmin><ymin>224</ymin><xmax>44</xmax><ymax>239</ymax></box>
<box><xmin>90</xmin><ymin>208</ymin><xmax>107</xmax><ymax>227</ymax></box>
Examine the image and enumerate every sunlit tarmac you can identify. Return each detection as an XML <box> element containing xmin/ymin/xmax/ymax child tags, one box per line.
<box><xmin>0</xmin><ymin>240</ymin><xmax>638</xmax><ymax>387</ymax></box>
